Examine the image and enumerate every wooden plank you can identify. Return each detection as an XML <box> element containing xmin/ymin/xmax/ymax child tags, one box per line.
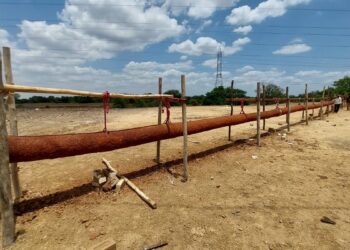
<box><xmin>0</xmin><ymin>50</ymin><xmax>16</xmax><ymax>247</ymax></box>
<box><xmin>181</xmin><ymin>75</ymin><xmax>189</xmax><ymax>181</ymax></box>
<box><xmin>262</xmin><ymin>84</ymin><xmax>266</xmax><ymax>130</ymax></box>
<box><xmin>3</xmin><ymin>47</ymin><xmax>21</xmax><ymax>201</ymax></box>
<box><xmin>286</xmin><ymin>86</ymin><xmax>290</xmax><ymax>132</ymax></box>
<box><xmin>256</xmin><ymin>82</ymin><xmax>261</xmax><ymax>146</ymax></box>
<box><xmin>1</xmin><ymin>83</ymin><xmax>173</xmax><ymax>100</ymax></box>
<box><xmin>305</xmin><ymin>83</ymin><xmax>309</xmax><ymax>125</ymax></box>
<box><xmin>156</xmin><ymin>78</ymin><xmax>162</xmax><ymax>164</ymax></box>
<box><xmin>320</xmin><ymin>86</ymin><xmax>325</xmax><ymax>119</ymax></box>
<box><xmin>123</xmin><ymin>177</ymin><xmax>157</xmax><ymax>209</ymax></box>
<box><xmin>228</xmin><ymin>80</ymin><xmax>234</xmax><ymax>141</ymax></box>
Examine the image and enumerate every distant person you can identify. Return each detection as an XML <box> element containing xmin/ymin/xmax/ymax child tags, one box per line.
<box><xmin>334</xmin><ymin>95</ymin><xmax>342</xmax><ymax>113</ymax></box>
<box><xmin>347</xmin><ymin>95</ymin><xmax>350</xmax><ymax>110</ymax></box>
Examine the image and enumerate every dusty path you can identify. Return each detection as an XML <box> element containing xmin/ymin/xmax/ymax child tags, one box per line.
<box><xmin>1</xmin><ymin>105</ymin><xmax>350</xmax><ymax>249</ymax></box>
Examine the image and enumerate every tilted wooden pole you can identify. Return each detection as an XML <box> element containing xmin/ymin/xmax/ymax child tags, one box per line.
<box><xmin>326</xmin><ymin>86</ymin><xmax>330</xmax><ymax>116</ymax></box>
<box><xmin>311</xmin><ymin>97</ymin><xmax>315</xmax><ymax>119</ymax></box>
<box><xmin>228</xmin><ymin>80</ymin><xmax>234</xmax><ymax>141</ymax></box>
<box><xmin>0</xmin><ymin>50</ymin><xmax>16</xmax><ymax>247</ymax></box>
<box><xmin>286</xmin><ymin>86</ymin><xmax>290</xmax><ymax>132</ymax></box>
<box><xmin>262</xmin><ymin>84</ymin><xmax>266</xmax><ymax>130</ymax></box>
<box><xmin>256</xmin><ymin>82</ymin><xmax>261</xmax><ymax>146</ymax></box>
<box><xmin>3</xmin><ymin>47</ymin><xmax>21</xmax><ymax>201</ymax></box>
<box><xmin>181</xmin><ymin>75</ymin><xmax>189</xmax><ymax>181</ymax></box>
<box><xmin>0</xmin><ymin>83</ymin><xmax>172</xmax><ymax>100</ymax></box>
<box><xmin>156</xmin><ymin>78</ymin><xmax>162</xmax><ymax>164</ymax></box>
<box><xmin>320</xmin><ymin>86</ymin><xmax>325</xmax><ymax>119</ymax></box>
<box><xmin>305</xmin><ymin>84</ymin><xmax>309</xmax><ymax>125</ymax></box>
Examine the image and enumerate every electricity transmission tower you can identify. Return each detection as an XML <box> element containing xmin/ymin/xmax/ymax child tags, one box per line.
<box><xmin>215</xmin><ymin>47</ymin><xmax>223</xmax><ymax>87</ymax></box>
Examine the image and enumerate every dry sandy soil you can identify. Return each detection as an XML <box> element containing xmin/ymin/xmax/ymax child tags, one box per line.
<box><xmin>1</xmin><ymin>104</ymin><xmax>350</xmax><ymax>250</ymax></box>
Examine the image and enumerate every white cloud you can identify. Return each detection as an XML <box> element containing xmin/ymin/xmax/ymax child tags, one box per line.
<box><xmin>273</xmin><ymin>43</ymin><xmax>312</xmax><ymax>55</ymax></box>
<box><xmin>195</xmin><ymin>20</ymin><xmax>213</xmax><ymax>33</ymax></box>
<box><xmin>202</xmin><ymin>58</ymin><xmax>217</xmax><ymax>68</ymax></box>
<box><xmin>18</xmin><ymin>0</ymin><xmax>185</xmax><ymax>61</ymax></box>
<box><xmin>163</xmin><ymin>0</ymin><xmax>240</xmax><ymax>19</ymax></box>
<box><xmin>236</xmin><ymin>65</ymin><xmax>254</xmax><ymax>72</ymax></box>
<box><xmin>180</xmin><ymin>55</ymin><xmax>188</xmax><ymax>60</ymax></box>
<box><xmin>168</xmin><ymin>37</ymin><xmax>250</xmax><ymax>56</ymax></box>
<box><xmin>295</xmin><ymin>70</ymin><xmax>322</xmax><ymax>77</ymax></box>
<box><xmin>0</xmin><ymin>28</ymin><xmax>15</xmax><ymax>47</ymax></box>
<box><xmin>233</xmin><ymin>25</ymin><xmax>252</xmax><ymax>35</ymax></box>
<box><xmin>226</xmin><ymin>0</ymin><xmax>311</xmax><ymax>25</ymax></box>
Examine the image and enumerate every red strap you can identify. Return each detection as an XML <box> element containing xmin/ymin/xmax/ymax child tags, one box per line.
<box><xmin>103</xmin><ymin>91</ymin><xmax>110</xmax><ymax>132</ymax></box>
<box><xmin>162</xmin><ymin>98</ymin><xmax>171</xmax><ymax>124</ymax></box>
<box><xmin>161</xmin><ymin>97</ymin><xmax>186</xmax><ymax>124</ymax></box>
<box><xmin>240</xmin><ymin>99</ymin><xmax>245</xmax><ymax>114</ymax></box>
<box><xmin>274</xmin><ymin>98</ymin><xmax>280</xmax><ymax>109</ymax></box>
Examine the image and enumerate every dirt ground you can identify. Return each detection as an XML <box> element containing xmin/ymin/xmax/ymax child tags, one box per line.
<box><xmin>1</xmin><ymin>104</ymin><xmax>350</xmax><ymax>249</ymax></box>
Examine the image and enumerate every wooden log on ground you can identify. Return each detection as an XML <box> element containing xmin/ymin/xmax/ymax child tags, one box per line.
<box><xmin>123</xmin><ymin>177</ymin><xmax>157</xmax><ymax>209</ymax></box>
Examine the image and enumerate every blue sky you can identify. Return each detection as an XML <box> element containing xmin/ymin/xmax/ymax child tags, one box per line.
<box><xmin>0</xmin><ymin>0</ymin><xmax>350</xmax><ymax>96</ymax></box>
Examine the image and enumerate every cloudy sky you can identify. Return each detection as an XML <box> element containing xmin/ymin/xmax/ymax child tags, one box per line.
<box><xmin>0</xmin><ymin>0</ymin><xmax>349</xmax><ymax>96</ymax></box>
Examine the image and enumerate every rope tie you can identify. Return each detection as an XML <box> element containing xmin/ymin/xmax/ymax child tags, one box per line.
<box><xmin>240</xmin><ymin>99</ymin><xmax>245</xmax><ymax>114</ymax></box>
<box><xmin>162</xmin><ymin>98</ymin><xmax>171</xmax><ymax>124</ymax></box>
<box><xmin>161</xmin><ymin>97</ymin><xmax>187</xmax><ymax>124</ymax></box>
<box><xmin>103</xmin><ymin>91</ymin><xmax>110</xmax><ymax>133</ymax></box>
<box><xmin>273</xmin><ymin>98</ymin><xmax>280</xmax><ymax>109</ymax></box>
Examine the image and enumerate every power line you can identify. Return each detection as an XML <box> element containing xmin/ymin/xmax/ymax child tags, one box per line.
<box><xmin>1</xmin><ymin>19</ymin><xmax>350</xmax><ymax>31</ymax></box>
<box><xmin>2</xmin><ymin>24</ymin><xmax>350</xmax><ymax>38</ymax></box>
<box><xmin>0</xmin><ymin>1</ymin><xmax>350</xmax><ymax>12</ymax></box>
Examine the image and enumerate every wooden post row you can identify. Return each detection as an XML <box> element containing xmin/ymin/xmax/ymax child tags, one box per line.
<box><xmin>228</xmin><ymin>80</ymin><xmax>234</xmax><ymax>141</ymax></box>
<box><xmin>320</xmin><ymin>86</ymin><xmax>325</xmax><ymax>119</ymax></box>
<box><xmin>181</xmin><ymin>75</ymin><xmax>189</xmax><ymax>181</ymax></box>
<box><xmin>0</xmin><ymin>50</ymin><xmax>16</xmax><ymax>247</ymax></box>
<box><xmin>256</xmin><ymin>82</ymin><xmax>261</xmax><ymax>146</ymax></box>
<box><xmin>286</xmin><ymin>86</ymin><xmax>290</xmax><ymax>132</ymax></box>
<box><xmin>262</xmin><ymin>84</ymin><xmax>266</xmax><ymax>130</ymax></box>
<box><xmin>305</xmin><ymin>83</ymin><xmax>309</xmax><ymax>125</ymax></box>
<box><xmin>3</xmin><ymin>47</ymin><xmax>22</xmax><ymax>201</ymax></box>
<box><xmin>156</xmin><ymin>78</ymin><xmax>162</xmax><ymax>164</ymax></box>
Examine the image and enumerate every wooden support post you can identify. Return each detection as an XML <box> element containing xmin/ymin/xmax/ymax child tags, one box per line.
<box><xmin>3</xmin><ymin>47</ymin><xmax>21</xmax><ymax>201</ymax></box>
<box><xmin>0</xmin><ymin>50</ymin><xmax>16</xmax><ymax>247</ymax></box>
<box><xmin>156</xmin><ymin>77</ymin><xmax>162</xmax><ymax>164</ymax></box>
<box><xmin>305</xmin><ymin>83</ymin><xmax>309</xmax><ymax>125</ymax></box>
<box><xmin>256</xmin><ymin>82</ymin><xmax>261</xmax><ymax>146</ymax></box>
<box><xmin>262</xmin><ymin>84</ymin><xmax>266</xmax><ymax>130</ymax></box>
<box><xmin>286</xmin><ymin>87</ymin><xmax>290</xmax><ymax>132</ymax></box>
<box><xmin>228</xmin><ymin>80</ymin><xmax>234</xmax><ymax>141</ymax></box>
<box><xmin>301</xmin><ymin>97</ymin><xmax>305</xmax><ymax>120</ymax></box>
<box><xmin>326</xmin><ymin>86</ymin><xmax>330</xmax><ymax>116</ymax></box>
<box><xmin>181</xmin><ymin>75</ymin><xmax>189</xmax><ymax>181</ymax></box>
<box><xmin>320</xmin><ymin>86</ymin><xmax>325</xmax><ymax>119</ymax></box>
<box><xmin>311</xmin><ymin>98</ymin><xmax>315</xmax><ymax>119</ymax></box>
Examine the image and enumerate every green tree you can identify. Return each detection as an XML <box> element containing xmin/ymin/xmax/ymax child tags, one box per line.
<box><xmin>333</xmin><ymin>76</ymin><xmax>350</xmax><ymax>95</ymax></box>
<box><xmin>164</xmin><ymin>89</ymin><xmax>181</xmax><ymax>98</ymax></box>
<box><xmin>263</xmin><ymin>83</ymin><xmax>284</xmax><ymax>98</ymax></box>
<box><xmin>203</xmin><ymin>86</ymin><xmax>246</xmax><ymax>105</ymax></box>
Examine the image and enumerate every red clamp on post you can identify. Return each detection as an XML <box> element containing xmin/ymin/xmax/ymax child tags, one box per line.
<box><xmin>161</xmin><ymin>97</ymin><xmax>187</xmax><ymax>124</ymax></box>
<box><xmin>102</xmin><ymin>91</ymin><xmax>110</xmax><ymax>133</ymax></box>
<box><xmin>162</xmin><ymin>97</ymin><xmax>171</xmax><ymax>124</ymax></box>
<box><xmin>274</xmin><ymin>98</ymin><xmax>280</xmax><ymax>109</ymax></box>
<box><xmin>239</xmin><ymin>99</ymin><xmax>245</xmax><ymax>114</ymax></box>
